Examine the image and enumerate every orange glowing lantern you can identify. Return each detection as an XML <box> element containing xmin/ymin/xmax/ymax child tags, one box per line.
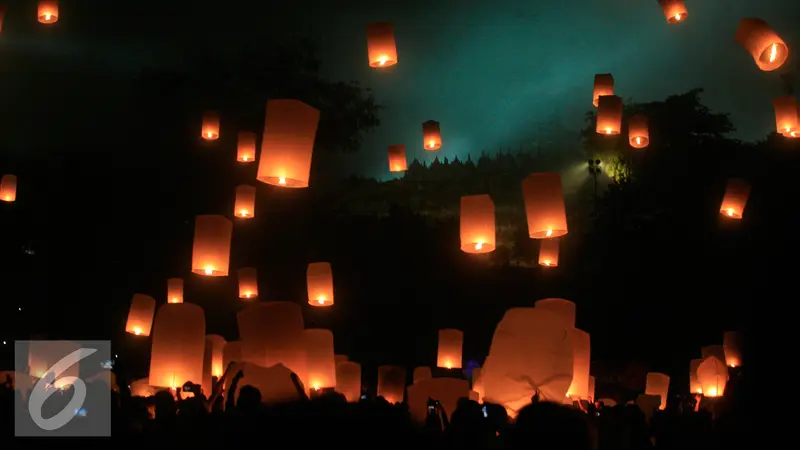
<box><xmin>645</xmin><ymin>372</ymin><xmax>670</xmax><ymax>410</ymax></box>
<box><xmin>307</xmin><ymin>262</ymin><xmax>334</xmax><ymax>307</ymax></box>
<box><xmin>377</xmin><ymin>365</ymin><xmax>406</xmax><ymax>404</ymax></box>
<box><xmin>697</xmin><ymin>356</ymin><xmax>727</xmax><ymax>397</ymax></box>
<box><xmin>237</xmin><ymin>131</ymin><xmax>257</xmax><ymax>162</ymax></box>
<box><xmin>126</xmin><ymin>294</ymin><xmax>156</xmax><ymax>336</ymax></box>
<box><xmin>658</xmin><ymin>0</ymin><xmax>688</xmax><ymax>24</ymax></box>
<box><xmin>28</xmin><ymin>341</ymin><xmax>80</xmax><ymax>387</ymax></box>
<box><xmin>237</xmin><ymin>267</ymin><xmax>258</xmax><ymax>299</ymax></box>
<box><xmin>336</xmin><ymin>361</ymin><xmax>362</xmax><ymax>402</ymax></box>
<box><xmin>592</xmin><ymin>74</ymin><xmax>614</xmax><ymax>107</ymax></box>
<box><xmin>629</xmin><ymin>115</ymin><xmax>650</xmax><ymax>148</ymax></box>
<box><xmin>538</xmin><ymin>238</ymin><xmax>559</xmax><ymax>267</ymax></box>
<box><xmin>735</xmin><ymin>18</ymin><xmax>789</xmax><ymax>71</ymax></box>
<box><xmin>256</xmin><ymin>99</ymin><xmax>320</xmax><ymax>188</ymax></box>
<box><xmin>234</xmin><ymin>185</ymin><xmax>257</xmax><ymax>219</ymax></box>
<box><xmin>222</xmin><ymin>341</ymin><xmax>242</xmax><ymax>371</ymax></box>
<box><xmin>191</xmin><ymin>215</ymin><xmax>233</xmax><ymax>276</ymax></box>
<box><xmin>366</xmin><ymin>22</ymin><xmax>398</xmax><ymax>68</ymax></box>
<box><xmin>237</xmin><ymin>302</ymin><xmax>306</xmax><ymax>381</ymax></box>
<box><xmin>723</xmin><ymin>331</ymin><xmax>742</xmax><ymax>368</ymax></box>
<box><xmin>149</xmin><ymin>303</ymin><xmax>206</xmax><ymax>388</ymax></box>
<box><xmin>166</xmin><ymin>278</ymin><xmax>183</xmax><ymax>304</ymax></box>
<box><xmin>206</xmin><ymin>334</ymin><xmax>227</xmax><ymax>378</ymax></box>
<box><xmin>201</xmin><ymin>111</ymin><xmax>220</xmax><ymax>140</ymax></box>
<box><xmin>460</xmin><ymin>194</ymin><xmax>496</xmax><ymax>253</ymax></box>
<box><xmin>437</xmin><ymin>329</ymin><xmax>463</xmax><ymax>369</ymax></box>
<box><xmin>422</xmin><ymin>120</ymin><xmax>442</xmax><ymax>151</ymax></box>
<box><xmin>37</xmin><ymin>1</ymin><xmax>58</xmax><ymax>24</ymax></box>
<box><xmin>304</xmin><ymin>329</ymin><xmax>336</xmax><ymax>390</ymax></box>
<box><xmin>534</xmin><ymin>298</ymin><xmax>577</xmax><ymax>329</ymax></box>
<box><xmin>596</xmin><ymin>95</ymin><xmax>623</xmax><ymax>135</ymax></box>
<box><xmin>388</xmin><ymin>144</ymin><xmax>408</xmax><ymax>172</ymax></box>
<box><xmin>566</xmin><ymin>329</ymin><xmax>591</xmax><ymax>400</ymax></box>
<box><xmin>413</xmin><ymin>366</ymin><xmax>432</xmax><ymax>384</ymax></box>
<box><xmin>719</xmin><ymin>179</ymin><xmax>750</xmax><ymax>220</ymax></box>
<box><xmin>773</xmin><ymin>97</ymin><xmax>799</xmax><ymax>138</ymax></box>
<box><xmin>689</xmin><ymin>358</ymin><xmax>703</xmax><ymax>394</ymax></box>
<box><xmin>522</xmin><ymin>172</ymin><xmax>568</xmax><ymax>239</ymax></box>
<box><xmin>0</xmin><ymin>175</ymin><xmax>17</xmax><ymax>202</ymax></box>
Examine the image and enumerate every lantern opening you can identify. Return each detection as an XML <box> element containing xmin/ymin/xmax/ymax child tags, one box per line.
<box><xmin>243</xmin><ymin>156</ymin><xmax>249</xmax><ymax>161</ymax></box>
<box><xmin>445</xmin><ymin>361</ymin><xmax>452</xmax><ymax>369</ymax></box>
<box><xmin>204</xmin><ymin>266</ymin><xmax>214</xmax><ymax>275</ymax></box>
<box><xmin>378</xmin><ymin>56</ymin><xmax>388</xmax><ymax>65</ymax></box>
<box><xmin>278</xmin><ymin>177</ymin><xmax>286</xmax><ymax>185</ymax></box>
<box><xmin>674</xmin><ymin>14</ymin><xmax>681</xmax><ymax>21</ymax></box>
<box><xmin>133</xmin><ymin>327</ymin><xmax>142</xmax><ymax>336</ymax></box>
<box><xmin>170</xmin><ymin>298</ymin><xmax>178</xmax><ymax>304</ymax></box>
<box><xmin>3</xmin><ymin>195</ymin><xmax>10</xmax><ymax>202</ymax></box>
<box><xmin>239</xmin><ymin>209</ymin><xmax>249</xmax><ymax>217</ymax></box>
<box><xmin>708</xmin><ymin>387</ymin><xmax>717</xmax><ymax>397</ymax></box>
<box><xmin>245</xmin><ymin>292</ymin><xmax>252</xmax><ymax>298</ymax></box>
<box><xmin>543</xmin><ymin>260</ymin><xmax>551</xmax><ymax>266</ymax></box>
<box><xmin>474</xmin><ymin>242</ymin><xmax>483</xmax><ymax>251</ymax></box>
<box><xmin>726</xmin><ymin>208</ymin><xmax>735</xmax><ymax>217</ymax></box>
<box><xmin>546</xmin><ymin>229</ymin><xmax>553</xmax><ymax>237</ymax></box>
<box><xmin>428</xmin><ymin>140</ymin><xmax>435</xmax><ymax>149</ymax></box>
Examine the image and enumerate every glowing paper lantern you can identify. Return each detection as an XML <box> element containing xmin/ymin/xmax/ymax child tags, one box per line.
<box><xmin>201</xmin><ymin>340</ymin><xmax>214</xmax><ymax>395</ymax></box>
<box><xmin>773</xmin><ymin>97</ymin><xmax>799</xmax><ymax>138</ymax></box>
<box><xmin>0</xmin><ymin>175</ymin><xmax>17</xmax><ymax>202</ymax></box>
<box><xmin>588</xmin><ymin>376</ymin><xmax>595</xmax><ymax>401</ymax></box>
<box><xmin>697</xmin><ymin>356</ymin><xmax>727</xmax><ymax>397</ymax></box>
<box><xmin>222</xmin><ymin>341</ymin><xmax>242</xmax><ymax>371</ymax></box>
<box><xmin>719</xmin><ymin>179</ymin><xmax>750</xmax><ymax>219</ymax></box>
<box><xmin>237</xmin><ymin>267</ymin><xmax>258</xmax><ymax>299</ymax></box>
<box><xmin>437</xmin><ymin>329</ymin><xmax>464</xmax><ymax>369</ymax></box>
<box><xmin>206</xmin><ymin>335</ymin><xmax>227</xmax><ymax>378</ymax></box>
<box><xmin>413</xmin><ymin>366</ymin><xmax>432</xmax><ymax>384</ymax></box>
<box><xmin>689</xmin><ymin>358</ymin><xmax>703</xmax><ymax>394</ymax></box>
<box><xmin>407</xmin><ymin>378</ymin><xmax>470</xmax><ymax>425</ymax></box>
<box><xmin>658</xmin><ymin>0</ymin><xmax>688</xmax><ymax>24</ymax></box>
<box><xmin>644</xmin><ymin>372</ymin><xmax>670</xmax><ymax>410</ymax></box>
<box><xmin>522</xmin><ymin>172</ymin><xmax>568</xmax><ymax>239</ymax></box>
<box><xmin>307</xmin><ymin>262</ymin><xmax>334</xmax><ymax>307</ymax></box>
<box><xmin>567</xmin><ymin>329</ymin><xmax>591</xmax><ymax>400</ymax></box>
<box><xmin>149</xmin><ymin>303</ymin><xmax>206</xmax><ymax>388</ymax></box>
<box><xmin>237</xmin><ymin>131</ymin><xmax>257</xmax><ymax>162</ymax></box>
<box><xmin>538</xmin><ymin>238</ymin><xmax>559</xmax><ymax>267</ymax></box>
<box><xmin>592</xmin><ymin>74</ymin><xmax>614</xmax><ymax>107</ymax></box>
<box><xmin>38</xmin><ymin>1</ymin><xmax>58</xmax><ymax>24</ymax></box>
<box><xmin>723</xmin><ymin>331</ymin><xmax>743</xmax><ymax>368</ymax></box>
<box><xmin>366</xmin><ymin>22</ymin><xmax>398</xmax><ymax>68</ymax></box>
<box><xmin>460</xmin><ymin>194</ymin><xmax>496</xmax><ymax>253</ymax></box>
<box><xmin>167</xmin><ymin>278</ymin><xmax>183</xmax><ymax>304</ymax></box>
<box><xmin>28</xmin><ymin>341</ymin><xmax>80</xmax><ymax>388</ymax></box>
<box><xmin>422</xmin><ymin>120</ymin><xmax>442</xmax><ymax>151</ymax></box>
<box><xmin>236</xmin><ymin>302</ymin><xmax>306</xmax><ymax>382</ymax></box>
<box><xmin>336</xmin><ymin>361</ymin><xmax>362</xmax><ymax>402</ymax></box>
<box><xmin>629</xmin><ymin>115</ymin><xmax>650</xmax><ymax>148</ymax></box>
<box><xmin>534</xmin><ymin>298</ymin><xmax>576</xmax><ymax>329</ymax></box>
<box><xmin>256</xmin><ymin>99</ymin><xmax>320</xmax><ymax>188</ymax></box>
<box><xmin>377</xmin><ymin>365</ymin><xmax>406</xmax><ymax>404</ymax></box>
<box><xmin>191</xmin><ymin>215</ymin><xmax>233</xmax><ymax>276</ymax></box>
<box><xmin>596</xmin><ymin>95</ymin><xmax>623</xmax><ymax>135</ymax></box>
<box><xmin>126</xmin><ymin>294</ymin><xmax>156</xmax><ymax>336</ymax></box>
<box><xmin>234</xmin><ymin>185</ymin><xmax>257</xmax><ymax>219</ymax></box>
<box><xmin>201</xmin><ymin>111</ymin><xmax>220</xmax><ymax>140</ymax></box>
<box><xmin>388</xmin><ymin>144</ymin><xmax>408</xmax><ymax>172</ymax></box>
<box><xmin>304</xmin><ymin>329</ymin><xmax>336</xmax><ymax>390</ymax></box>
<box><xmin>735</xmin><ymin>18</ymin><xmax>789</xmax><ymax>71</ymax></box>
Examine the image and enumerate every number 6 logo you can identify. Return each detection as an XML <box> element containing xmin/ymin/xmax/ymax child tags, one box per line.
<box><xmin>28</xmin><ymin>348</ymin><xmax>97</xmax><ymax>431</ymax></box>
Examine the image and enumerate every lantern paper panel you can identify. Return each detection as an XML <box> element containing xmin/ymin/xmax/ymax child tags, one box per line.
<box><xmin>304</xmin><ymin>329</ymin><xmax>336</xmax><ymax>390</ymax></box>
<box><xmin>130</xmin><ymin>378</ymin><xmax>157</xmax><ymax>398</ymax></box>
<box><xmin>697</xmin><ymin>356</ymin><xmax>728</xmax><ymax>397</ymax></box>
<box><xmin>413</xmin><ymin>366</ymin><xmax>432</xmax><ymax>384</ymax></box>
<box><xmin>388</xmin><ymin>144</ymin><xmax>408</xmax><ymax>172</ymax></box>
<box><xmin>588</xmin><ymin>376</ymin><xmax>595</xmax><ymax>402</ymax></box>
<box><xmin>335</xmin><ymin>354</ymin><xmax>349</xmax><ymax>364</ymax></box>
<box><xmin>201</xmin><ymin>340</ymin><xmax>214</xmax><ymax>396</ymax></box>
<box><xmin>629</xmin><ymin>114</ymin><xmax>650</xmax><ymax>148</ymax></box>
<box><xmin>735</xmin><ymin>18</ymin><xmax>789</xmax><ymax>71</ymax></box>
<box><xmin>206</xmin><ymin>334</ymin><xmax>227</xmax><ymax>378</ymax></box>
<box><xmin>234</xmin><ymin>185</ymin><xmax>257</xmax><ymax>219</ymax></box>
<box><xmin>238</xmin><ymin>267</ymin><xmax>258</xmax><ymax>299</ymax></box>
<box><xmin>222</xmin><ymin>341</ymin><xmax>242</xmax><ymax>372</ymax></box>
<box><xmin>658</xmin><ymin>0</ymin><xmax>688</xmax><ymax>24</ymax></box>
<box><xmin>336</xmin><ymin>361</ymin><xmax>362</xmax><ymax>403</ymax></box>
<box><xmin>236</xmin><ymin>302</ymin><xmax>306</xmax><ymax>382</ymax></box>
<box><xmin>126</xmin><ymin>294</ymin><xmax>156</xmax><ymax>336</ymax></box>
<box><xmin>567</xmin><ymin>329</ymin><xmax>591</xmax><ymax>400</ymax></box>
<box><xmin>422</xmin><ymin>120</ymin><xmax>442</xmax><ymax>151</ymax></box>
<box><xmin>774</xmin><ymin>97</ymin><xmax>799</xmax><ymax>137</ymax></box>
<box><xmin>38</xmin><ymin>0</ymin><xmax>58</xmax><ymax>24</ymax></box>
<box><xmin>723</xmin><ymin>331</ymin><xmax>743</xmax><ymax>368</ymax></box>
<box><xmin>307</xmin><ymin>262</ymin><xmax>334</xmax><ymax>307</ymax></box>
<box><xmin>256</xmin><ymin>99</ymin><xmax>320</xmax><ymax>188</ymax></box>
<box><xmin>538</xmin><ymin>238</ymin><xmax>559</xmax><ymax>267</ymax></box>
<box><xmin>645</xmin><ymin>372</ymin><xmax>670</xmax><ymax>410</ymax></box>
<box><xmin>191</xmin><ymin>215</ymin><xmax>233</xmax><ymax>276</ymax></box>
<box><xmin>377</xmin><ymin>365</ymin><xmax>406</xmax><ymax>404</ymax></box>
<box><xmin>592</xmin><ymin>74</ymin><xmax>614</xmax><ymax>107</ymax></box>
<box><xmin>149</xmin><ymin>303</ymin><xmax>206</xmax><ymax>388</ymax></box>
<box><xmin>167</xmin><ymin>278</ymin><xmax>183</xmax><ymax>304</ymax></box>
<box><xmin>522</xmin><ymin>172</ymin><xmax>568</xmax><ymax>238</ymax></box>
<box><xmin>28</xmin><ymin>341</ymin><xmax>80</xmax><ymax>388</ymax></box>
<box><xmin>237</xmin><ymin>131</ymin><xmax>257</xmax><ymax>162</ymax></box>
<box><xmin>460</xmin><ymin>194</ymin><xmax>496</xmax><ymax>253</ymax></box>
<box><xmin>407</xmin><ymin>378</ymin><xmax>470</xmax><ymax>426</ymax></box>
<box><xmin>689</xmin><ymin>358</ymin><xmax>703</xmax><ymax>394</ymax></box>
<box><xmin>366</xmin><ymin>22</ymin><xmax>398</xmax><ymax>68</ymax></box>
<box><xmin>701</xmin><ymin>345</ymin><xmax>726</xmax><ymax>362</ymax></box>
<box><xmin>201</xmin><ymin>111</ymin><xmax>220</xmax><ymax>140</ymax></box>
<box><xmin>534</xmin><ymin>298</ymin><xmax>577</xmax><ymax>329</ymax></box>
<box><xmin>719</xmin><ymin>179</ymin><xmax>750</xmax><ymax>220</ymax></box>
<box><xmin>0</xmin><ymin>174</ymin><xmax>17</xmax><ymax>202</ymax></box>
<box><xmin>596</xmin><ymin>95</ymin><xmax>623</xmax><ymax>135</ymax></box>
<box><xmin>437</xmin><ymin>329</ymin><xmax>464</xmax><ymax>369</ymax></box>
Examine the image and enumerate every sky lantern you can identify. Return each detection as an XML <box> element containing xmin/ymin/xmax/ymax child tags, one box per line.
<box><xmin>596</xmin><ymin>95</ymin><xmax>623</xmax><ymax>135</ymax></box>
<box><xmin>538</xmin><ymin>238</ymin><xmax>559</xmax><ymax>267</ymax></box>
<box><xmin>658</xmin><ymin>0</ymin><xmax>688</xmax><ymax>24</ymax></box>
<box><xmin>336</xmin><ymin>361</ymin><xmax>362</xmax><ymax>402</ymax></box>
<box><xmin>592</xmin><ymin>74</ymin><xmax>614</xmax><ymax>107</ymax></box>
<box><xmin>304</xmin><ymin>329</ymin><xmax>336</xmax><ymax>391</ymax></box>
<box><xmin>629</xmin><ymin>114</ymin><xmax>650</xmax><ymax>148</ymax></box>
<box><xmin>567</xmin><ymin>329</ymin><xmax>591</xmax><ymax>400</ymax></box>
<box><xmin>149</xmin><ymin>303</ymin><xmax>206</xmax><ymax>389</ymax></box>
<box><xmin>206</xmin><ymin>335</ymin><xmax>227</xmax><ymax>378</ymax></box>
<box><xmin>307</xmin><ymin>262</ymin><xmax>334</xmax><ymax>307</ymax></box>
<box><xmin>223</xmin><ymin>341</ymin><xmax>242</xmax><ymax>372</ymax></box>
<box><xmin>237</xmin><ymin>131</ymin><xmax>257</xmax><ymax>162</ymax></box>
<box><xmin>735</xmin><ymin>18</ymin><xmax>789</xmax><ymax>71</ymax></box>
<box><xmin>234</xmin><ymin>185</ymin><xmax>257</xmax><ymax>219</ymax></box>
<box><xmin>237</xmin><ymin>267</ymin><xmax>258</xmax><ymax>299</ymax></box>
<box><xmin>366</xmin><ymin>22</ymin><xmax>398</xmax><ymax>68</ymax></box>
<box><xmin>460</xmin><ymin>194</ymin><xmax>496</xmax><ymax>253</ymax></box>
<box><xmin>377</xmin><ymin>365</ymin><xmax>406</xmax><ymax>404</ymax></box>
<box><xmin>437</xmin><ymin>329</ymin><xmax>464</xmax><ymax>369</ymax></box>
<box><xmin>237</xmin><ymin>302</ymin><xmax>306</xmax><ymax>382</ymax></box>
<box><xmin>413</xmin><ymin>366</ymin><xmax>432</xmax><ymax>384</ymax></box>
<box><xmin>719</xmin><ymin>179</ymin><xmax>750</xmax><ymax>220</ymax></box>
<box><xmin>723</xmin><ymin>331</ymin><xmax>743</xmax><ymax>368</ymax></box>
<box><xmin>422</xmin><ymin>120</ymin><xmax>442</xmax><ymax>151</ymax></box>
<box><xmin>167</xmin><ymin>278</ymin><xmax>184</xmax><ymax>304</ymax></box>
<box><xmin>697</xmin><ymin>356</ymin><xmax>727</xmax><ymax>397</ymax></box>
<box><xmin>534</xmin><ymin>298</ymin><xmax>576</xmax><ymax>329</ymax></box>
<box><xmin>645</xmin><ymin>372</ymin><xmax>670</xmax><ymax>410</ymax></box>
<box><xmin>28</xmin><ymin>341</ymin><xmax>80</xmax><ymax>387</ymax></box>
<box><xmin>522</xmin><ymin>172</ymin><xmax>568</xmax><ymax>239</ymax></box>
<box><xmin>191</xmin><ymin>215</ymin><xmax>233</xmax><ymax>276</ymax></box>
<box><xmin>37</xmin><ymin>1</ymin><xmax>58</xmax><ymax>24</ymax></box>
<box><xmin>256</xmin><ymin>99</ymin><xmax>320</xmax><ymax>188</ymax></box>
<box><xmin>689</xmin><ymin>359</ymin><xmax>703</xmax><ymax>394</ymax></box>
<box><xmin>773</xmin><ymin>97</ymin><xmax>799</xmax><ymax>138</ymax></box>
<box><xmin>201</xmin><ymin>111</ymin><xmax>220</xmax><ymax>140</ymax></box>
<box><xmin>0</xmin><ymin>175</ymin><xmax>17</xmax><ymax>202</ymax></box>
<box><xmin>388</xmin><ymin>144</ymin><xmax>408</xmax><ymax>172</ymax></box>
<box><xmin>126</xmin><ymin>294</ymin><xmax>156</xmax><ymax>336</ymax></box>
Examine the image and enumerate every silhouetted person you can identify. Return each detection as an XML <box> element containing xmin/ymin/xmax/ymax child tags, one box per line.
<box><xmin>512</xmin><ymin>401</ymin><xmax>593</xmax><ymax>450</ymax></box>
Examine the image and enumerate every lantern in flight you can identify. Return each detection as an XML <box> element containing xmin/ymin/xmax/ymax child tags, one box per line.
<box><xmin>437</xmin><ymin>329</ymin><xmax>463</xmax><ymax>369</ymax></box>
<box><xmin>201</xmin><ymin>111</ymin><xmax>220</xmax><ymax>140</ymax></box>
<box><xmin>307</xmin><ymin>262</ymin><xmax>334</xmax><ymax>307</ymax></box>
<box><xmin>167</xmin><ymin>278</ymin><xmax>183</xmax><ymax>304</ymax></box>
<box><xmin>223</xmin><ymin>341</ymin><xmax>242</xmax><ymax>371</ymax></box>
<box><xmin>304</xmin><ymin>329</ymin><xmax>336</xmax><ymax>390</ymax></box>
<box><xmin>592</xmin><ymin>74</ymin><xmax>614</xmax><ymax>107</ymax></box>
<box><xmin>422</xmin><ymin>120</ymin><xmax>442</xmax><ymax>151</ymax></box>
<box><xmin>534</xmin><ymin>298</ymin><xmax>577</xmax><ymax>329</ymax></box>
<box><xmin>773</xmin><ymin>97</ymin><xmax>799</xmax><ymax>138</ymax></box>
<box><xmin>237</xmin><ymin>302</ymin><xmax>306</xmax><ymax>378</ymax></box>
<box><xmin>596</xmin><ymin>95</ymin><xmax>623</xmax><ymax>135</ymax></box>
<box><xmin>38</xmin><ymin>1</ymin><xmax>58</xmax><ymax>24</ymax></box>
<box><xmin>388</xmin><ymin>144</ymin><xmax>408</xmax><ymax>172</ymax></box>
<box><xmin>206</xmin><ymin>334</ymin><xmax>227</xmax><ymax>378</ymax></box>
<box><xmin>237</xmin><ymin>131</ymin><xmax>257</xmax><ymax>162</ymax></box>
<box><xmin>689</xmin><ymin>359</ymin><xmax>703</xmax><ymax>394</ymax></box>
<box><xmin>149</xmin><ymin>303</ymin><xmax>206</xmax><ymax>389</ymax></box>
<box><xmin>29</xmin><ymin>341</ymin><xmax>79</xmax><ymax>387</ymax></box>
<box><xmin>336</xmin><ymin>361</ymin><xmax>362</xmax><ymax>402</ymax></box>
<box><xmin>191</xmin><ymin>215</ymin><xmax>233</xmax><ymax>276</ymax></box>
<box><xmin>366</xmin><ymin>22</ymin><xmax>398</xmax><ymax>68</ymax></box>
<box><xmin>522</xmin><ymin>172</ymin><xmax>568</xmax><ymax>238</ymax></box>
<box><xmin>658</xmin><ymin>0</ymin><xmax>688</xmax><ymax>24</ymax></box>
<box><xmin>735</xmin><ymin>18</ymin><xmax>789</xmax><ymax>71</ymax></box>
<box><xmin>126</xmin><ymin>294</ymin><xmax>156</xmax><ymax>336</ymax></box>
<box><xmin>0</xmin><ymin>175</ymin><xmax>17</xmax><ymax>202</ymax></box>
<box><xmin>644</xmin><ymin>372</ymin><xmax>670</xmax><ymax>410</ymax></box>
<box><xmin>413</xmin><ymin>366</ymin><xmax>432</xmax><ymax>384</ymax></box>
<box><xmin>629</xmin><ymin>115</ymin><xmax>650</xmax><ymax>148</ymax></box>
<box><xmin>538</xmin><ymin>238</ymin><xmax>559</xmax><ymax>267</ymax></box>
<box><xmin>256</xmin><ymin>99</ymin><xmax>320</xmax><ymax>188</ymax></box>
<box><xmin>719</xmin><ymin>179</ymin><xmax>750</xmax><ymax>220</ymax></box>
<box><xmin>697</xmin><ymin>356</ymin><xmax>727</xmax><ymax>397</ymax></box>
<box><xmin>238</xmin><ymin>267</ymin><xmax>258</xmax><ymax>299</ymax></box>
<box><xmin>460</xmin><ymin>194</ymin><xmax>496</xmax><ymax>253</ymax></box>
<box><xmin>723</xmin><ymin>331</ymin><xmax>742</xmax><ymax>368</ymax></box>
<box><xmin>567</xmin><ymin>329</ymin><xmax>591</xmax><ymax>400</ymax></box>
<box><xmin>234</xmin><ymin>185</ymin><xmax>257</xmax><ymax>219</ymax></box>
<box><xmin>377</xmin><ymin>365</ymin><xmax>406</xmax><ymax>404</ymax></box>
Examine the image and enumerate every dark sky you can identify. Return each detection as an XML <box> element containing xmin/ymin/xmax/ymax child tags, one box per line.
<box><xmin>1</xmin><ymin>0</ymin><xmax>798</xmax><ymax>178</ymax></box>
